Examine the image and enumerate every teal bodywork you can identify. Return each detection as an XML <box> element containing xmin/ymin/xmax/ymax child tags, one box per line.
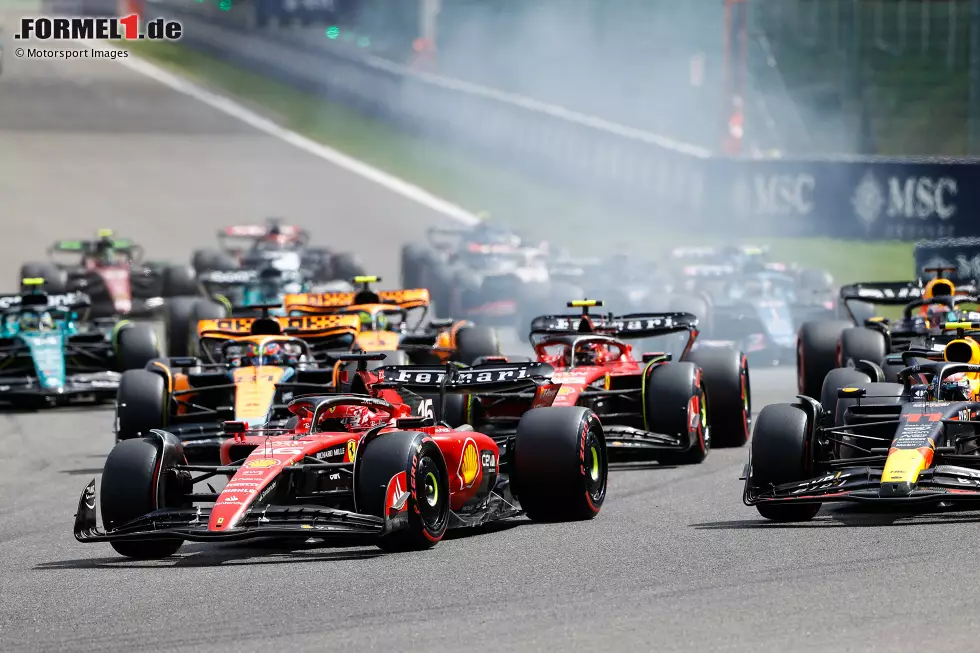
<box><xmin>0</xmin><ymin>311</ymin><xmax>78</xmax><ymax>391</ymax></box>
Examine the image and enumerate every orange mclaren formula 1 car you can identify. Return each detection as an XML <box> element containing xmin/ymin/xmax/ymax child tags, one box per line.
<box><xmin>113</xmin><ymin>311</ymin><xmax>363</xmax><ymax>462</ymax></box>
<box><xmin>75</xmin><ymin>355</ymin><xmax>607</xmax><ymax>558</ymax></box>
<box><xmin>456</xmin><ymin>300</ymin><xmax>751</xmax><ymax>464</ymax></box>
<box><xmin>284</xmin><ymin>275</ymin><xmax>502</xmax><ymax>368</ymax></box>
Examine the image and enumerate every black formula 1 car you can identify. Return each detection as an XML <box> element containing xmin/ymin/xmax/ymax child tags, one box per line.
<box><xmin>796</xmin><ymin>273</ymin><xmax>980</xmax><ymax>399</ymax></box>
<box><xmin>400</xmin><ymin>223</ymin><xmax>574</xmax><ymax>329</ymax></box>
<box><xmin>18</xmin><ymin>229</ymin><xmax>202</xmax><ymax>320</ymax></box>
<box><xmin>744</xmin><ymin>353</ymin><xmax>980</xmax><ymax>522</ymax></box>
<box><xmin>191</xmin><ymin>218</ymin><xmax>365</xmax><ymax>283</ymax></box>
<box><xmin>75</xmin><ymin>356</ymin><xmax>607</xmax><ymax>558</ymax></box>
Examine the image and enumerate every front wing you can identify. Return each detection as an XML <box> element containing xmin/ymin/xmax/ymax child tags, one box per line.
<box><xmin>0</xmin><ymin>375</ymin><xmax>118</xmax><ymax>403</ymax></box>
<box><xmin>73</xmin><ymin>481</ymin><xmax>385</xmax><ymax>544</ymax></box>
<box><xmin>744</xmin><ymin>465</ymin><xmax>980</xmax><ymax>506</ymax></box>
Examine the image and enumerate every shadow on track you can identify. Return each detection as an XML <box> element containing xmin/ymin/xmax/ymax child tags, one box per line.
<box><xmin>34</xmin><ymin>521</ymin><xmax>526</xmax><ymax>569</ymax></box>
<box><xmin>692</xmin><ymin>506</ymin><xmax>980</xmax><ymax>530</ymax></box>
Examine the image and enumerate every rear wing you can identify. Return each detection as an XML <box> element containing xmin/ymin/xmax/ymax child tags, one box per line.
<box><xmin>284</xmin><ymin>288</ymin><xmax>430</xmax><ymax>312</ymax></box>
<box><xmin>377</xmin><ymin>361</ymin><xmax>554</xmax><ymax>394</ymax></box>
<box><xmin>529</xmin><ymin>312</ymin><xmax>698</xmax><ymax>339</ymax></box>
<box><xmin>196</xmin><ymin>314</ymin><xmax>361</xmax><ymax>338</ymax></box>
<box><xmin>0</xmin><ymin>290</ymin><xmax>90</xmax><ymax>311</ymax></box>
<box><xmin>219</xmin><ymin>224</ymin><xmax>307</xmax><ymax>239</ymax></box>
<box><xmin>839</xmin><ymin>282</ymin><xmax>923</xmax><ymax>305</ymax></box>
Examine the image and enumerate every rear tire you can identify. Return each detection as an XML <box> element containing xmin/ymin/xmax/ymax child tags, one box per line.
<box><xmin>116</xmin><ymin>324</ymin><xmax>161</xmax><ymax>371</ymax></box>
<box><xmin>116</xmin><ymin>370</ymin><xmax>167</xmax><ymax>440</ymax></box>
<box><xmin>455</xmin><ymin>325</ymin><xmax>501</xmax><ymax>364</ymax></box>
<box><xmin>19</xmin><ymin>261</ymin><xmax>66</xmax><ymax>292</ymax></box>
<box><xmin>354</xmin><ymin>431</ymin><xmax>450</xmax><ymax>551</ymax></box>
<box><xmin>165</xmin><ymin>297</ymin><xmax>228</xmax><ymax>357</ymax></box>
<box><xmin>192</xmin><ymin>248</ymin><xmax>237</xmax><ymax>273</ymax></box>
<box><xmin>645</xmin><ymin>362</ymin><xmax>708</xmax><ymax>465</ymax></box>
<box><xmin>797</xmin><ymin>320</ymin><xmax>851</xmax><ymax>398</ymax></box>
<box><xmin>161</xmin><ymin>264</ymin><xmax>199</xmax><ymax>297</ymax></box>
<box><xmin>750</xmin><ymin>404</ymin><xmax>821</xmax><ymax>522</ymax></box>
<box><xmin>819</xmin><ymin>368</ymin><xmax>872</xmax><ymax>420</ymax></box>
<box><xmin>101</xmin><ymin>438</ymin><xmax>184</xmax><ymax>558</ymax></box>
<box><xmin>684</xmin><ymin>349</ymin><xmax>751</xmax><ymax>448</ymax></box>
<box><xmin>838</xmin><ymin>327</ymin><xmax>887</xmax><ymax>369</ymax></box>
<box><xmin>513</xmin><ymin>407</ymin><xmax>607</xmax><ymax>521</ymax></box>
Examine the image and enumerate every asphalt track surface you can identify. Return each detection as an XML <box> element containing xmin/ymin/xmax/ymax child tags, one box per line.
<box><xmin>3</xmin><ymin>39</ymin><xmax>980</xmax><ymax>653</ymax></box>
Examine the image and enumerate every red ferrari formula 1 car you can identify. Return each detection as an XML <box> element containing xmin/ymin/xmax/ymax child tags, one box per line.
<box><xmin>509</xmin><ymin>300</ymin><xmax>751</xmax><ymax>463</ymax></box>
<box><xmin>74</xmin><ymin>354</ymin><xmax>607</xmax><ymax>559</ymax></box>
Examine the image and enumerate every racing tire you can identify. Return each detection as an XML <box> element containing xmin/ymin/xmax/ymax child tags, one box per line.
<box><xmin>191</xmin><ymin>248</ymin><xmax>237</xmax><ymax>273</ymax></box>
<box><xmin>165</xmin><ymin>296</ymin><xmax>228</xmax><ymax>357</ymax></box>
<box><xmin>819</xmin><ymin>368</ymin><xmax>872</xmax><ymax>420</ymax></box>
<box><xmin>684</xmin><ymin>349</ymin><xmax>751</xmax><ymax>448</ymax></box>
<box><xmin>354</xmin><ymin>430</ymin><xmax>450</xmax><ymax>552</ymax></box>
<box><xmin>455</xmin><ymin>325</ymin><xmax>501</xmax><ymax>364</ymax></box>
<box><xmin>797</xmin><ymin>320</ymin><xmax>851</xmax><ymax>398</ymax></box>
<box><xmin>837</xmin><ymin>327</ymin><xmax>887</xmax><ymax>369</ymax></box>
<box><xmin>161</xmin><ymin>264</ymin><xmax>199</xmax><ymax>297</ymax></box>
<box><xmin>513</xmin><ymin>407</ymin><xmax>607</xmax><ymax>521</ymax></box>
<box><xmin>644</xmin><ymin>362</ymin><xmax>709</xmax><ymax>465</ymax></box>
<box><xmin>400</xmin><ymin>244</ymin><xmax>428</xmax><ymax>289</ymax></box>
<box><xmin>19</xmin><ymin>261</ymin><xmax>66</xmax><ymax>292</ymax></box>
<box><xmin>116</xmin><ymin>323</ymin><xmax>161</xmax><ymax>371</ymax></box>
<box><xmin>750</xmin><ymin>403</ymin><xmax>821</xmax><ymax>522</ymax></box>
<box><xmin>331</xmin><ymin>252</ymin><xmax>366</xmax><ymax>282</ymax></box>
<box><xmin>116</xmin><ymin>370</ymin><xmax>167</xmax><ymax>440</ymax></box>
<box><xmin>100</xmin><ymin>437</ymin><xmax>184</xmax><ymax>558</ymax></box>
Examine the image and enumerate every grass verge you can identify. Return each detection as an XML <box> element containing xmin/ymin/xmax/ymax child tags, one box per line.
<box><xmin>121</xmin><ymin>39</ymin><xmax>914</xmax><ymax>283</ymax></box>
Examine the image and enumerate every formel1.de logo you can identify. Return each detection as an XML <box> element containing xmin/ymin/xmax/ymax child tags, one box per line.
<box><xmin>14</xmin><ymin>15</ymin><xmax>183</xmax><ymax>41</ymax></box>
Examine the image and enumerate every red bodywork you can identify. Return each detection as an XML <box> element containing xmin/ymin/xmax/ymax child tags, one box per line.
<box><xmin>83</xmin><ymin>260</ymin><xmax>132</xmax><ymax>313</ymax></box>
<box><xmin>210</xmin><ymin>389</ymin><xmax>497</xmax><ymax>533</ymax></box>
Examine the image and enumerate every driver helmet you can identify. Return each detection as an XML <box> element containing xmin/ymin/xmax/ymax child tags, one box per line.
<box><xmin>94</xmin><ymin>236</ymin><xmax>118</xmax><ymax>265</ymax></box>
<box><xmin>316</xmin><ymin>405</ymin><xmax>385</xmax><ymax>433</ymax></box>
<box><xmin>19</xmin><ymin>311</ymin><xmax>53</xmax><ymax>332</ymax></box>
<box><xmin>263</xmin><ymin>224</ymin><xmax>290</xmax><ymax>247</ymax></box>
<box><xmin>357</xmin><ymin>310</ymin><xmax>389</xmax><ymax>331</ymax></box>
<box><xmin>573</xmin><ymin>342</ymin><xmax>606</xmax><ymax>366</ymax></box>
<box><xmin>941</xmin><ymin>372</ymin><xmax>974</xmax><ymax>401</ymax></box>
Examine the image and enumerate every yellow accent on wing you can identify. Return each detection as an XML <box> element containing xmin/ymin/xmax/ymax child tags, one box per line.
<box><xmin>881</xmin><ymin>448</ymin><xmax>930</xmax><ymax>485</ymax></box>
<box><xmin>354</xmin><ymin>331</ymin><xmax>401</xmax><ymax>351</ymax></box>
<box><xmin>21</xmin><ymin>278</ymin><xmax>44</xmax><ymax>286</ymax></box>
<box><xmin>233</xmin><ymin>366</ymin><xmax>286</xmax><ymax>420</ymax></box>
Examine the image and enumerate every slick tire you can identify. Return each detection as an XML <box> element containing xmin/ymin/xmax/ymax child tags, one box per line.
<box><xmin>165</xmin><ymin>296</ymin><xmax>228</xmax><ymax>357</ymax></box>
<box><xmin>837</xmin><ymin>327</ymin><xmax>887</xmax><ymax>369</ymax></box>
<box><xmin>819</xmin><ymin>368</ymin><xmax>872</xmax><ymax>421</ymax></box>
<box><xmin>683</xmin><ymin>349</ymin><xmax>751</xmax><ymax>448</ymax></box>
<box><xmin>644</xmin><ymin>362</ymin><xmax>709</xmax><ymax>465</ymax></box>
<box><xmin>455</xmin><ymin>325</ymin><xmax>501</xmax><ymax>364</ymax></box>
<box><xmin>161</xmin><ymin>264</ymin><xmax>199</xmax><ymax>297</ymax></box>
<box><xmin>797</xmin><ymin>320</ymin><xmax>851</xmax><ymax>398</ymax></box>
<box><xmin>116</xmin><ymin>323</ymin><xmax>161</xmax><ymax>371</ymax></box>
<box><xmin>400</xmin><ymin>243</ymin><xmax>428</xmax><ymax>289</ymax></box>
<box><xmin>513</xmin><ymin>407</ymin><xmax>607</xmax><ymax>521</ymax></box>
<box><xmin>19</xmin><ymin>261</ymin><xmax>66</xmax><ymax>293</ymax></box>
<box><xmin>191</xmin><ymin>248</ymin><xmax>237</xmax><ymax>273</ymax></box>
<box><xmin>750</xmin><ymin>404</ymin><xmax>821</xmax><ymax>522</ymax></box>
<box><xmin>116</xmin><ymin>370</ymin><xmax>167</xmax><ymax>440</ymax></box>
<box><xmin>354</xmin><ymin>431</ymin><xmax>450</xmax><ymax>552</ymax></box>
<box><xmin>101</xmin><ymin>438</ymin><xmax>184</xmax><ymax>558</ymax></box>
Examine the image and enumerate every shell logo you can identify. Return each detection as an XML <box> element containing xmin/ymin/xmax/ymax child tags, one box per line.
<box><xmin>458</xmin><ymin>439</ymin><xmax>479</xmax><ymax>488</ymax></box>
<box><xmin>244</xmin><ymin>458</ymin><xmax>280</xmax><ymax>469</ymax></box>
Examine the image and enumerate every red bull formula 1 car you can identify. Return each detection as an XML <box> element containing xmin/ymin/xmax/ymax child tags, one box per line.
<box><xmin>74</xmin><ymin>354</ymin><xmax>607</xmax><ymax>558</ymax></box>
<box><xmin>744</xmin><ymin>332</ymin><xmax>980</xmax><ymax>521</ymax></box>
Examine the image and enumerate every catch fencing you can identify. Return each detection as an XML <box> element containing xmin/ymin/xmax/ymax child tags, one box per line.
<box><xmin>52</xmin><ymin>0</ymin><xmax>980</xmax><ymax>242</ymax></box>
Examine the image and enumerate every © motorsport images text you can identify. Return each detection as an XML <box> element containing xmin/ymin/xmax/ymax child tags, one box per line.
<box><xmin>14</xmin><ymin>16</ymin><xmax>182</xmax><ymax>41</ymax></box>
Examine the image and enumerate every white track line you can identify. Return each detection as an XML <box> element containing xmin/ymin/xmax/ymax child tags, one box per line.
<box><xmin>89</xmin><ymin>40</ymin><xmax>480</xmax><ymax>226</ymax></box>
